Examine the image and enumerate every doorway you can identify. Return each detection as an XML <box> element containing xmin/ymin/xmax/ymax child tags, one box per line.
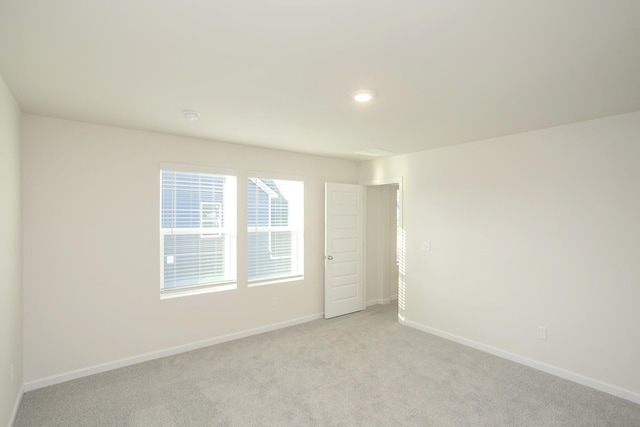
<box><xmin>365</xmin><ymin>180</ymin><xmax>402</xmax><ymax>315</ymax></box>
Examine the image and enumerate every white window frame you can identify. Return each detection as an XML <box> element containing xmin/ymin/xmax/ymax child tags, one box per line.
<box><xmin>249</xmin><ymin>177</ymin><xmax>293</xmax><ymax>261</ymax></box>
<box><xmin>160</xmin><ymin>163</ymin><xmax>237</xmax><ymax>298</ymax></box>
<box><xmin>247</xmin><ymin>172</ymin><xmax>304</xmax><ymax>286</ymax></box>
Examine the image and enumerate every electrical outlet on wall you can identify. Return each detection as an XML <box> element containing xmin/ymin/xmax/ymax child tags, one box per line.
<box><xmin>537</xmin><ymin>326</ymin><xmax>547</xmax><ymax>340</ymax></box>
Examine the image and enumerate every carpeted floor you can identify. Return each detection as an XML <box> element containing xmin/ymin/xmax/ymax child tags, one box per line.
<box><xmin>15</xmin><ymin>303</ymin><xmax>640</xmax><ymax>426</ymax></box>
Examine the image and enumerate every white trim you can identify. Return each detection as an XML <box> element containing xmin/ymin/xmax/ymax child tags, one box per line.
<box><xmin>160</xmin><ymin>162</ymin><xmax>237</xmax><ymax>177</ymax></box>
<box><xmin>400</xmin><ymin>318</ymin><xmax>640</xmax><ymax>405</ymax></box>
<box><xmin>160</xmin><ymin>282</ymin><xmax>237</xmax><ymax>299</ymax></box>
<box><xmin>247</xmin><ymin>170</ymin><xmax>304</xmax><ymax>182</ymax></box>
<box><xmin>366</xmin><ymin>298</ymin><xmax>391</xmax><ymax>306</ymax></box>
<box><xmin>24</xmin><ymin>312</ymin><xmax>323</xmax><ymax>392</ymax></box>
<box><xmin>159</xmin><ymin>169</ymin><xmax>238</xmax><ymax>292</ymax></box>
<box><xmin>247</xmin><ymin>175</ymin><xmax>304</xmax><ymax>283</ymax></box>
<box><xmin>9</xmin><ymin>383</ymin><xmax>24</xmax><ymax>427</ymax></box>
<box><xmin>362</xmin><ymin>185</ymin><xmax>368</xmax><ymax>311</ymax></box>
<box><xmin>360</xmin><ymin>177</ymin><xmax>403</xmax><ymax>187</ymax></box>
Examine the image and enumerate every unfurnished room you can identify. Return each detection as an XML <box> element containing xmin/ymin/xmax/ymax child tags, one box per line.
<box><xmin>1</xmin><ymin>1</ymin><xmax>640</xmax><ymax>426</ymax></box>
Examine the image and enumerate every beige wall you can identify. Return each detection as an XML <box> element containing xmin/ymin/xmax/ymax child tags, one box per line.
<box><xmin>19</xmin><ymin>108</ymin><xmax>640</xmax><ymax>402</ymax></box>
<box><xmin>365</xmin><ymin>184</ymin><xmax>398</xmax><ymax>305</ymax></box>
<box><xmin>22</xmin><ymin>115</ymin><xmax>359</xmax><ymax>385</ymax></box>
<box><xmin>360</xmin><ymin>111</ymin><xmax>640</xmax><ymax>402</ymax></box>
<box><xmin>0</xmin><ymin>76</ymin><xmax>23</xmax><ymax>426</ymax></box>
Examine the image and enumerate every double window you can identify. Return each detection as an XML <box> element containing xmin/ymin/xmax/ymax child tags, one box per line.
<box><xmin>160</xmin><ymin>166</ymin><xmax>303</xmax><ymax>295</ymax></box>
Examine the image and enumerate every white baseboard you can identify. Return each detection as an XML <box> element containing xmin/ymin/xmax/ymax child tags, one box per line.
<box><xmin>24</xmin><ymin>312</ymin><xmax>323</xmax><ymax>392</ymax></box>
<box><xmin>9</xmin><ymin>383</ymin><xmax>24</xmax><ymax>427</ymax></box>
<box><xmin>366</xmin><ymin>297</ymin><xmax>400</xmax><ymax>307</ymax></box>
<box><xmin>401</xmin><ymin>318</ymin><xmax>640</xmax><ymax>405</ymax></box>
<box><xmin>366</xmin><ymin>298</ymin><xmax>391</xmax><ymax>306</ymax></box>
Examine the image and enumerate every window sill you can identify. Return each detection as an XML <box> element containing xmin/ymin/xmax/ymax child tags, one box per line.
<box><xmin>160</xmin><ymin>283</ymin><xmax>237</xmax><ymax>300</ymax></box>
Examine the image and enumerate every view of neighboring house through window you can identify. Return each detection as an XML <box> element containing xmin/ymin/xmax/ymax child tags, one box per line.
<box><xmin>247</xmin><ymin>176</ymin><xmax>304</xmax><ymax>284</ymax></box>
<box><xmin>160</xmin><ymin>165</ymin><xmax>237</xmax><ymax>293</ymax></box>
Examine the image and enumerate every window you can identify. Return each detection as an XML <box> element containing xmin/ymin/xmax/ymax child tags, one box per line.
<box><xmin>247</xmin><ymin>175</ymin><xmax>303</xmax><ymax>284</ymax></box>
<box><xmin>160</xmin><ymin>165</ymin><xmax>237</xmax><ymax>294</ymax></box>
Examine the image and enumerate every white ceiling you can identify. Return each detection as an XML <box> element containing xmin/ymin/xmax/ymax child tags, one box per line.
<box><xmin>1</xmin><ymin>1</ymin><xmax>639</xmax><ymax>160</ymax></box>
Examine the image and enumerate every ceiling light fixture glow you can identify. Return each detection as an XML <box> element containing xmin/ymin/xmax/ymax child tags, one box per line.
<box><xmin>352</xmin><ymin>90</ymin><xmax>375</xmax><ymax>103</ymax></box>
<box><xmin>184</xmin><ymin>111</ymin><xmax>200</xmax><ymax>121</ymax></box>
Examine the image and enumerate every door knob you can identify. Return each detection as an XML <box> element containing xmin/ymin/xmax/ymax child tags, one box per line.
<box><xmin>327</xmin><ymin>255</ymin><xmax>333</xmax><ymax>260</ymax></box>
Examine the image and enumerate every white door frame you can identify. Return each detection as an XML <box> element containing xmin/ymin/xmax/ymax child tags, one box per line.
<box><xmin>361</xmin><ymin>177</ymin><xmax>404</xmax><ymax>321</ymax></box>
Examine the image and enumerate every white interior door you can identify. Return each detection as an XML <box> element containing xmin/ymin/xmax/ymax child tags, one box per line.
<box><xmin>324</xmin><ymin>182</ymin><xmax>365</xmax><ymax>319</ymax></box>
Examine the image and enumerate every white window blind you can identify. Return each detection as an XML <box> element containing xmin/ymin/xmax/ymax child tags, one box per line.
<box><xmin>161</xmin><ymin>167</ymin><xmax>237</xmax><ymax>293</ymax></box>
<box><xmin>247</xmin><ymin>176</ymin><xmax>304</xmax><ymax>284</ymax></box>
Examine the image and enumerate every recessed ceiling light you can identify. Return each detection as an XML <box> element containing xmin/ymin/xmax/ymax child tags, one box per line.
<box><xmin>351</xmin><ymin>90</ymin><xmax>376</xmax><ymax>103</ymax></box>
<box><xmin>184</xmin><ymin>111</ymin><xmax>200</xmax><ymax>121</ymax></box>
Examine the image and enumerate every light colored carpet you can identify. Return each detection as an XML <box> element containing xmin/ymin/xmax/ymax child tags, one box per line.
<box><xmin>15</xmin><ymin>303</ymin><xmax>640</xmax><ymax>426</ymax></box>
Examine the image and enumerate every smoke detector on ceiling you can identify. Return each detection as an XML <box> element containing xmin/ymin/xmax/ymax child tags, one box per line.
<box><xmin>183</xmin><ymin>111</ymin><xmax>200</xmax><ymax>121</ymax></box>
